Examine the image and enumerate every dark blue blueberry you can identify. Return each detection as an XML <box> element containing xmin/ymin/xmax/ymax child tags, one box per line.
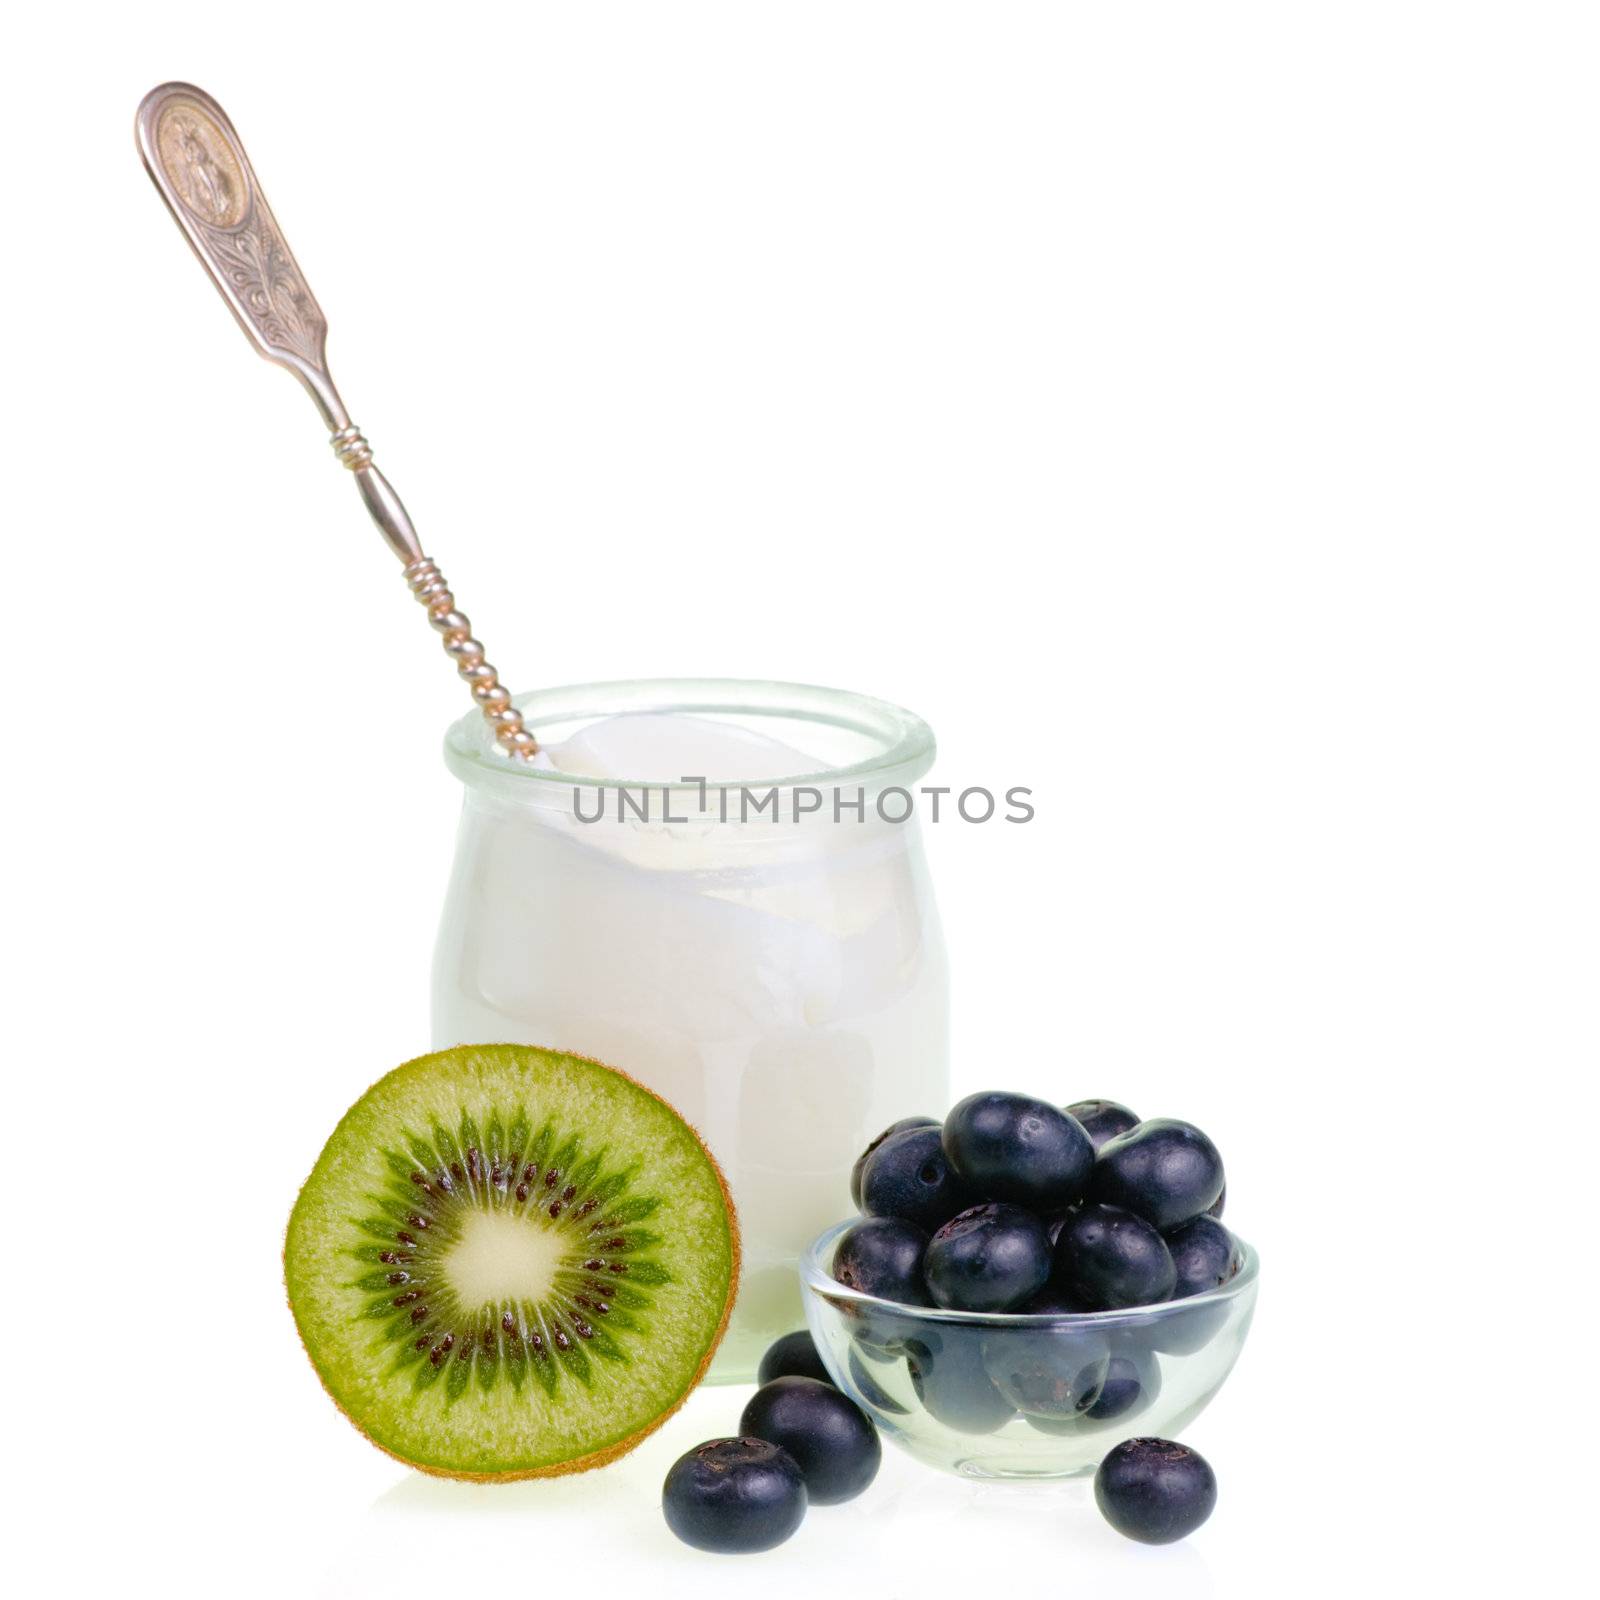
<box><xmin>832</xmin><ymin>1217</ymin><xmax>932</xmax><ymax>1305</ymax></box>
<box><xmin>757</xmin><ymin>1329</ymin><xmax>834</xmax><ymax>1388</ymax></box>
<box><xmin>1019</xmin><ymin>1283</ymin><xmax>1096</xmax><ymax>1314</ymax></box>
<box><xmin>942</xmin><ymin>1092</ymin><xmax>1095</xmax><ymax>1211</ymax></box>
<box><xmin>1085</xmin><ymin>1350</ymin><xmax>1161</xmax><ymax>1422</ymax></box>
<box><xmin>1089</xmin><ymin>1119</ymin><xmax>1225</xmax><ymax>1231</ymax></box>
<box><xmin>739</xmin><ymin>1377</ymin><xmax>881</xmax><ymax>1505</ymax></box>
<box><xmin>1094</xmin><ymin>1437</ymin><xmax>1217</xmax><ymax>1544</ymax></box>
<box><xmin>980</xmin><ymin>1323</ymin><xmax>1109</xmax><ymax>1420</ymax></box>
<box><xmin>1166</xmin><ymin>1215</ymin><xmax>1238</xmax><ymax>1300</ymax></box>
<box><xmin>907</xmin><ymin>1333</ymin><xmax>1016</xmax><ymax>1434</ymax></box>
<box><xmin>1143</xmin><ymin>1299</ymin><xmax>1230</xmax><ymax>1356</ymax></box>
<box><xmin>1066</xmin><ymin>1099</ymin><xmax>1141</xmax><ymax>1151</ymax></box>
<box><xmin>924</xmin><ymin>1203</ymin><xmax>1052</xmax><ymax>1312</ymax></box>
<box><xmin>859</xmin><ymin>1124</ymin><xmax>975</xmax><ymax>1232</ymax></box>
<box><xmin>850</xmin><ymin>1116</ymin><xmax>938</xmax><ymax>1208</ymax></box>
<box><xmin>662</xmin><ymin>1437</ymin><xmax>807</xmax><ymax>1553</ymax></box>
<box><xmin>848</xmin><ymin>1306</ymin><xmax>929</xmax><ymax>1364</ymax></box>
<box><xmin>847</xmin><ymin>1347</ymin><xmax>911</xmax><ymax>1414</ymax></box>
<box><xmin>1054</xmin><ymin>1202</ymin><xmax>1177</xmax><ymax>1310</ymax></box>
<box><xmin>1023</xmin><ymin>1346</ymin><xmax>1159</xmax><ymax>1434</ymax></box>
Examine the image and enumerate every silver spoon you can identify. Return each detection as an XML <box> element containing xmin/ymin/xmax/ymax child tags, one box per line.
<box><xmin>135</xmin><ymin>82</ymin><xmax>536</xmax><ymax>757</ymax></box>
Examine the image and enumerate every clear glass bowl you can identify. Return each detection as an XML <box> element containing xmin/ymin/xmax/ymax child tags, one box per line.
<box><xmin>799</xmin><ymin>1219</ymin><xmax>1260</xmax><ymax>1480</ymax></box>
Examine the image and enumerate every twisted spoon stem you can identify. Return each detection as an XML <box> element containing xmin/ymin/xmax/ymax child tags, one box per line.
<box><xmin>136</xmin><ymin>82</ymin><xmax>536</xmax><ymax>758</ymax></box>
<box><xmin>405</xmin><ymin>558</ymin><xmax>535</xmax><ymax>757</ymax></box>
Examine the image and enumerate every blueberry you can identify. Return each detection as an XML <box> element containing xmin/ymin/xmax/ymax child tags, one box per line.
<box><xmin>1142</xmin><ymin>1299</ymin><xmax>1230</xmax><ymax>1357</ymax></box>
<box><xmin>1090</xmin><ymin>1118</ymin><xmax>1225</xmax><ymax>1231</ymax></box>
<box><xmin>980</xmin><ymin>1324</ymin><xmax>1109</xmax><ymax>1420</ymax></box>
<box><xmin>832</xmin><ymin>1217</ymin><xmax>932</xmax><ymax>1304</ymax></box>
<box><xmin>850</xmin><ymin>1116</ymin><xmax>938</xmax><ymax>1208</ymax></box>
<box><xmin>1054</xmin><ymin>1202</ymin><xmax>1177</xmax><ymax>1310</ymax></box>
<box><xmin>942</xmin><ymin>1092</ymin><xmax>1095</xmax><ymax>1211</ymax></box>
<box><xmin>859</xmin><ymin>1124</ymin><xmax>975</xmax><ymax>1232</ymax></box>
<box><xmin>1166</xmin><ymin>1215</ymin><xmax>1238</xmax><ymax>1300</ymax></box>
<box><xmin>757</xmin><ymin>1329</ymin><xmax>833</xmax><ymax>1388</ymax></box>
<box><xmin>1019</xmin><ymin>1283</ymin><xmax>1096</xmax><ymax>1314</ymax></box>
<box><xmin>1065</xmin><ymin>1099</ymin><xmax>1141</xmax><ymax>1151</ymax></box>
<box><xmin>740</xmin><ymin>1377</ymin><xmax>881</xmax><ymax>1505</ymax></box>
<box><xmin>907</xmin><ymin>1333</ymin><xmax>1016</xmax><ymax>1434</ymax></box>
<box><xmin>924</xmin><ymin>1203</ymin><xmax>1053</xmax><ymax>1312</ymax></box>
<box><xmin>847</xmin><ymin>1348</ymin><xmax>911</xmax><ymax>1414</ymax></box>
<box><xmin>1085</xmin><ymin>1350</ymin><xmax>1161</xmax><ymax>1422</ymax></box>
<box><xmin>848</xmin><ymin>1305</ymin><xmax>930</xmax><ymax>1364</ymax></box>
<box><xmin>1021</xmin><ymin>1344</ymin><xmax>1160</xmax><ymax>1434</ymax></box>
<box><xmin>1094</xmin><ymin>1437</ymin><xmax>1217</xmax><ymax>1544</ymax></box>
<box><xmin>662</xmin><ymin>1437</ymin><xmax>808</xmax><ymax>1553</ymax></box>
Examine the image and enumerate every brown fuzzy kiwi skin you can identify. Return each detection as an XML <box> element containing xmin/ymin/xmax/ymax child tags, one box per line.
<box><xmin>283</xmin><ymin>1042</ymin><xmax>741</xmax><ymax>1482</ymax></box>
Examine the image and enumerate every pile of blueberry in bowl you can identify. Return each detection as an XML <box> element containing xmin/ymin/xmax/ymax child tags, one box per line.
<box><xmin>798</xmin><ymin>1092</ymin><xmax>1259</xmax><ymax>1480</ymax></box>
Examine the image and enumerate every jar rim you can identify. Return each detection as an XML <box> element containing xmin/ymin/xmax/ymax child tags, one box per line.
<box><xmin>443</xmin><ymin>677</ymin><xmax>937</xmax><ymax>801</ymax></box>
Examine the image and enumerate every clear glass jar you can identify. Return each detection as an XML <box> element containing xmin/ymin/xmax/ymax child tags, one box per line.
<box><xmin>432</xmin><ymin>679</ymin><xmax>949</xmax><ymax>1380</ymax></box>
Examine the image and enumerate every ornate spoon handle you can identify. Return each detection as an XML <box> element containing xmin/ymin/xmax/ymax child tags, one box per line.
<box><xmin>134</xmin><ymin>82</ymin><xmax>536</xmax><ymax>758</ymax></box>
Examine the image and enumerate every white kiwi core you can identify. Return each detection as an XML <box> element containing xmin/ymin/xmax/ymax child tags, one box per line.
<box><xmin>445</xmin><ymin>1208</ymin><xmax>570</xmax><ymax>1310</ymax></box>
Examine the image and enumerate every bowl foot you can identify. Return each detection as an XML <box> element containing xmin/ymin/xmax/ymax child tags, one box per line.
<box><xmin>955</xmin><ymin>1456</ymin><xmax>1095</xmax><ymax>1481</ymax></box>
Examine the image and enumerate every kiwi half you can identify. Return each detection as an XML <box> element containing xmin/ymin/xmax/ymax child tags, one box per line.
<box><xmin>285</xmin><ymin>1043</ymin><xmax>739</xmax><ymax>1480</ymax></box>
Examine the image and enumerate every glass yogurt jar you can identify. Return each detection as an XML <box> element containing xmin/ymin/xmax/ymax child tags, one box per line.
<box><xmin>432</xmin><ymin>679</ymin><xmax>949</xmax><ymax>1380</ymax></box>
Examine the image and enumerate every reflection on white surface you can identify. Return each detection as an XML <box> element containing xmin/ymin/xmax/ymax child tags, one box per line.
<box><xmin>312</xmin><ymin>1385</ymin><xmax>1217</xmax><ymax>1599</ymax></box>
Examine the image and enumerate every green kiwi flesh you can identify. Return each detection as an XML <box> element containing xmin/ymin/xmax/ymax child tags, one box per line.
<box><xmin>285</xmin><ymin>1044</ymin><xmax>739</xmax><ymax>1479</ymax></box>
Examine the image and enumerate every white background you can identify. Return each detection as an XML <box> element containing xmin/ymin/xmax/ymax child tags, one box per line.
<box><xmin>5</xmin><ymin>4</ymin><xmax>1595</xmax><ymax>1595</ymax></box>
